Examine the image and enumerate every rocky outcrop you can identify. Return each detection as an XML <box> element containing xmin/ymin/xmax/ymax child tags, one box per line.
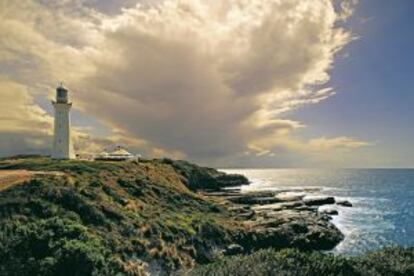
<box><xmin>303</xmin><ymin>196</ymin><xmax>335</xmax><ymax>206</ymax></box>
<box><xmin>229</xmin><ymin>196</ymin><xmax>281</xmax><ymax>205</ymax></box>
<box><xmin>275</xmin><ymin>193</ymin><xmax>305</xmax><ymax>202</ymax></box>
<box><xmin>240</xmin><ymin>210</ymin><xmax>343</xmax><ymax>251</ymax></box>
<box><xmin>337</xmin><ymin>200</ymin><xmax>353</xmax><ymax>207</ymax></box>
<box><xmin>202</xmin><ymin>188</ymin><xmax>348</xmax><ymax>253</ymax></box>
<box><xmin>319</xmin><ymin>207</ymin><xmax>339</xmax><ymax>216</ymax></box>
<box><xmin>158</xmin><ymin>159</ymin><xmax>249</xmax><ymax>191</ymax></box>
<box><xmin>146</xmin><ymin>159</ymin><xmax>349</xmax><ymax>256</ymax></box>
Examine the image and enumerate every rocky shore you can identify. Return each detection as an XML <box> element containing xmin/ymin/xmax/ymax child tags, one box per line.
<box><xmin>200</xmin><ymin>187</ymin><xmax>351</xmax><ymax>254</ymax></box>
<box><xmin>156</xmin><ymin>159</ymin><xmax>350</xmax><ymax>255</ymax></box>
<box><xmin>0</xmin><ymin>157</ymin><xmax>351</xmax><ymax>275</ymax></box>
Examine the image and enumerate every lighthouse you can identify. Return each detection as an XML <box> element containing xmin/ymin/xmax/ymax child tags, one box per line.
<box><xmin>52</xmin><ymin>84</ymin><xmax>75</xmax><ymax>159</ymax></box>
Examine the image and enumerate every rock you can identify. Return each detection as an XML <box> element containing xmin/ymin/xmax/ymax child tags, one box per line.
<box><xmin>253</xmin><ymin>201</ymin><xmax>304</xmax><ymax>212</ymax></box>
<box><xmin>119</xmin><ymin>198</ymin><xmax>129</xmax><ymax>206</ymax></box>
<box><xmin>281</xmin><ymin>201</ymin><xmax>304</xmax><ymax>208</ymax></box>
<box><xmin>272</xmin><ymin>188</ymin><xmax>322</xmax><ymax>194</ymax></box>
<box><xmin>337</xmin><ymin>200</ymin><xmax>353</xmax><ymax>207</ymax></box>
<box><xmin>303</xmin><ymin>196</ymin><xmax>335</xmax><ymax>206</ymax></box>
<box><xmin>160</xmin><ymin>159</ymin><xmax>346</xmax><ymax>253</ymax></box>
<box><xmin>240</xmin><ymin>210</ymin><xmax>344</xmax><ymax>251</ymax></box>
<box><xmin>241</xmin><ymin>191</ymin><xmax>278</xmax><ymax>197</ymax></box>
<box><xmin>227</xmin><ymin>206</ymin><xmax>251</xmax><ymax>212</ymax></box>
<box><xmin>275</xmin><ymin>192</ymin><xmax>306</xmax><ymax>202</ymax></box>
<box><xmin>319</xmin><ymin>207</ymin><xmax>339</xmax><ymax>216</ymax></box>
<box><xmin>229</xmin><ymin>196</ymin><xmax>280</xmax><ymax>205</ymax></box>
<box><xmin>216</xmin><ymin>174</ymin><xmax>250</xmax><ymax>187</ymax></box>
<box><xmin>201</xmin><ymin>191</ymin><xmax>241</xmax><ymax>197</ymax></box>
<box><xmin>244</xmin><ymin>217</ymin><xmax>284</xmax><ymax>228</ymax></box>
<box><xmin>224</xmin><ymin>244</ymin><xmax>244</xmax><ymax>256</ymax></box>
<box><xmin>254</xmin><ymin>206</ymin><xmax>284</xmax><ymax>213</ymax></box>
<box><xmin>236</xmin><ymin>211</ymin><xmax>255</xmax><ymax>220</ymax></box>
<box><xmin>161</xmin><ymin>159</ymin><xmax>249</xmax><ymax>191</ymax></box>
<box><xmin>294</xmin><ymin>206</ymin><xmax>318</xmax><ymax>212</ymax></box>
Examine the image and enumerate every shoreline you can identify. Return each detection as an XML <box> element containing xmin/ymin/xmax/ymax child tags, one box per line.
<box><xmin>200</xmin><ymin>185</ymin><xmax>349</xmax><ymax>251</ymax></box>
<box><xmin>220</xmin><ymin>168</ymin><xmax>414</xmax><ymax>257</ymax></box>
<box><xmin>1</xmin><ymin>157</ymin><xmax>412</xmax><ymax>275</ymax></box>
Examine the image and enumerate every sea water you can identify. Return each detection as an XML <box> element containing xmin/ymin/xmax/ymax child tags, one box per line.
<box><xmin>221</xmin><ymin>169</ymin><xmax>414</xmax><ymax>255</ymax></box>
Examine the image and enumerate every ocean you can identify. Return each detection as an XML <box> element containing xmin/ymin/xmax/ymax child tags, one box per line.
<box><xmin>221</xmin><ymin>169</ymin><xmax>414</xmax><ymax>255</ymax></box>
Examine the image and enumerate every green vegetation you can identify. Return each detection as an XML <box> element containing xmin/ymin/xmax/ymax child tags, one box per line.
<box><xmin>0</xmin><ymin>156</ymin><xmax>126</xmax><ymax>174</ymax></box>
<box><xmin>188</xmin><ymin>247</ymin><xmax>414</xmax><ymax>276</ymax></box>
<box><xmin>0</xmin><ymin>157</ymin><xmax>239</xmax><ymax>275</ymax></box>
<box><xmin>0</xmin><ymin>217</ymin><xmax>117</xmax><ymax>276</ymax></box>
<box><xmin>0</xmin><ymin>157</ymin><xmax>412</xmax><ymax>275</ymax></box>
<box><xmin>160</xmin><ymin>158</ymin><xmax>249</xmax><ymax>190</ymax></box>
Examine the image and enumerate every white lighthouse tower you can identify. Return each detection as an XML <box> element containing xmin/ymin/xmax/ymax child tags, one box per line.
<box><xmin>52</xmin><ymin>84</ymin><xmax>75</xmax><ymax>159</ymax></box>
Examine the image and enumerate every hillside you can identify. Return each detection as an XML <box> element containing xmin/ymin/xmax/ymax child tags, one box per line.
<box><xmin>0</xmin><ymin>157</ymin><xmax>242</xmax><ymax>275</ymax></box>
<box><xmin>0</xmin><ymin>157</ymin><xmax>411</xmax><ymax>275</ymax></box>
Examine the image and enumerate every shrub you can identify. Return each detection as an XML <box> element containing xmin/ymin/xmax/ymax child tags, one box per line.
<box><xmin>188</xmin><ymin>247</ymin><xmax>414</xmax><ymax>276</ymax></box>
<box><xmin>0</xmin><ymin>217</ymin><xmax>114</xmax><ymax>276</ymax></box>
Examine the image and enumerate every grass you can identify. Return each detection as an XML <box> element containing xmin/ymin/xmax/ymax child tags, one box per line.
<box><xmin>0</xmin><ymin>157</ymin><xmax>125</xmax><ymax>174</ymax></box>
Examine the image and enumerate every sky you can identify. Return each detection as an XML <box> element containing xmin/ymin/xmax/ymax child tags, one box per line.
<box><xmin>0</xmin><ymin>0</ymin><xmax>413</xmax><ymax>168</ymax></box>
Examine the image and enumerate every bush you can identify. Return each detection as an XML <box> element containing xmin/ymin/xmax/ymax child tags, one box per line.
<box><xmin>352</xmin><ymin>247</ymin><xmax>414</xmax><ymax>275</ymax></box>
<box><xmin>188</xmin><ymin>247</ymin><xmax>414</xmax><ymax>276</ymax></box>
<box><xmin>0</xmin><ymin>217</ymin><xmax>115</xmax><ymax>276</ymax></box>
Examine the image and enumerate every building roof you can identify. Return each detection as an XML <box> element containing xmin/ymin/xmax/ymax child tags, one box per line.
<box><xmin>110</xmin><ymin>147</ymin><xmax>133</xmax><ymax>156</ymax></box>
<box><xmin>102</xmin><ymin>146</ymin><xmax>133</xmax><ymax>156</ymax></box>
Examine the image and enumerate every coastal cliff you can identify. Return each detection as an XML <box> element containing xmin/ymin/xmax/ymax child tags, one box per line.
<box><xmin>0</xmin><ymin>157</ymin><xmax>411</xmax><ymax>275</ymax></box>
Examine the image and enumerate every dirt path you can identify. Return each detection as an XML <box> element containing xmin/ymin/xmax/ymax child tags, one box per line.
<box><xmin>0</xmin><ymin>170</ymin><xmax>64</xmax><ymax>191</ymax></box>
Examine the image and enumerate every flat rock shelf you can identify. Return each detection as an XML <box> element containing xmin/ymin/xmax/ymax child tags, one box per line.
<box><xmin>201</xmin><ymin>188</ymin><xmax>351</xmax><ymax>252</ymax></box>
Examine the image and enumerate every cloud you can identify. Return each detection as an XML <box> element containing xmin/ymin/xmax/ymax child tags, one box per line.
<box><xmin>308</xmin><ymin>136</ymin><xmax>371</xmax><ymax>151</ymax></box>
<box><xmin>0</xmin><ymin>79</ymin><xmax>51</xmax><ymax>133</ymax></box>
<box><xmin>75</xmin><ymin>0</ymin><xmax>364</xmax><ymax>162</ymax></box>
<box><xmin>0</xmin><ymin>78</ymin><xmax>52</xmax><ymax>156</ymax></box>
<box><xmin>0</xmin><ymin>0</ymin><xmax>370</xmax><ymax>166</ymax></box>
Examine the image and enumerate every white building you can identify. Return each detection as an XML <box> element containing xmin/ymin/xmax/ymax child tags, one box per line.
<box><xmin>95</xmin><ymin>146</ymin><xmax>139</xmax><ymax>161</ymax></box>
<box><xmin>52</xmin><ymin>85</ymin><xmax>75</xmax><ymax>159</ymax></box>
